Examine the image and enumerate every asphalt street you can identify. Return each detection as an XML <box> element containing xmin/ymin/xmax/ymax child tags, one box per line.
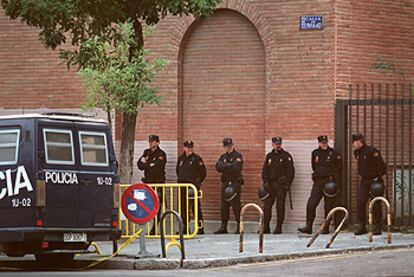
<box><xmin>0</xmin><ymin>248</ymin><xmax>413</xmax><ymax>277</ymax></box>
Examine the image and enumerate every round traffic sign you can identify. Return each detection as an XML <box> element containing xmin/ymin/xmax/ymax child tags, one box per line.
<box><xmin>121</xmin><ymin>183</ymin><xmax>159</xmax><ymax>224</ymax></box>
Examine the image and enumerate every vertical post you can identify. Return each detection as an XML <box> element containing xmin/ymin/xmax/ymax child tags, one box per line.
<box><xmin>363</xmin><ymin>83</ymin><xmax>367</xmax><ymax>136</ymax></box>
<box><xmin>409</xmin><ymin>84</ymin><xmax>413</xmax><ymax>226</ymax></box>
<box><xmin>370</xmin><ymin>83</ymin><xmax>375</xmax><ymax>145</ymax></box>
<box><xmin>378</xmin><ymin>84</ymin><xmax>382</xmax><ymax>150</ymax></box>
<box><xmin>393</xmin><ymin>84</ymin><xmax>398</xmax><ymax>224</ymax></box>
<box><xmin>385</xmin><ymin>84</ymin><xmax>390</xmax><ymax>209</ymax></box>
<box><xmin>348</xmin><ymin>85</ymin><xmax>353</xmax><ymax>218</ymax></box>
<box><xmin>335</xmin><ymin>100</ymin><xmax>347</xmax><ymax>208</ymax></box>
<box><xmin>401</xmin><ymin>84</ymin><xmax>405</xmax><ymax>222</ymax></box>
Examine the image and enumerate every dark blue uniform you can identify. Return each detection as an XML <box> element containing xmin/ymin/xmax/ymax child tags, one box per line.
<box><xmin>262</xmin><ymin>148</ymin><xmax>295</xmax><ymax>233</ymax></box>
<box><xmin>137</xmin><ymin>146</ymin><xmax>167</xmax><ymax>234</ymax></box>
<box><xmin>215</xmin><ymin>150</ymin><xmax>243</xmax><ymax>224</ymax></box>
<box><xmin>354</xmin><ymin>144</ymin><xmax>387</xmax><ymax>226</ymax></box>
<box><xmin>176</xmin><ymin>152</ymin><xmax>206</xmax><ymax>233</ymax></box>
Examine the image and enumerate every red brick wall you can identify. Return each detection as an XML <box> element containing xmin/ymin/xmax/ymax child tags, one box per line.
<box><xmin>0</xmin><ymin>10</ymin><xmax>85</xmax><ymax>109</ymax></box>
<box><xmin>2</xmin><ymin>0</ymin><xmax>414</xmax><ymax>225</ymax></box>
<box><xmin>180</xmin><ymin>9</ymin><xmax>266</xmax><ymax>220</ymax></box>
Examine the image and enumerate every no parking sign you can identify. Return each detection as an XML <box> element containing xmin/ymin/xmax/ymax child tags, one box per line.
<box><xmin>121</xmin><ymin>183</ymin><xmax>159</xmax><ymax>224</ymax></box>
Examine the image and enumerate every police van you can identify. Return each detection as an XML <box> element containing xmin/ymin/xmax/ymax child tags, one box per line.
<box><xmin>0</xmin><ymin>113</ymin><xmax>120</xmax><ymax>263</ymax></box>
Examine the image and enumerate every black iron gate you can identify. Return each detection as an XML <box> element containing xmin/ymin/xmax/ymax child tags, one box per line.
<box><xmin>335</xmin><ymin>84</ymin><xmax>413</xmax><ymax>227</ymax></box>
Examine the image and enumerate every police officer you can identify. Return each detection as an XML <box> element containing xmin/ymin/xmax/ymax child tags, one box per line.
<box><xmin>176</xmin><ymin>140</ymin><xmax>207</xmax><ymax>235</ymax></box>
<box><xmin>298</xmin><ymin>135</ymin><xmax>342</xmax><ymax>234</ymax></box>
<box><xmin>214</xmin><ymin>138</ymin><xmax>244</xmax><ymax>234</ymax></box>
<box><xmin>352</xmin><ymin>133</ymin><xmax>387</xmax><ymax>236</ymax></box>
<box><xmin>137</xmin><ymin>135</ymin><xmax>167</xmax><ymax>235</ymax></box>
<box><xmin>261</xmin><ymin>137</ymin><xmax>295</xmax><ymax>234</ymax></box>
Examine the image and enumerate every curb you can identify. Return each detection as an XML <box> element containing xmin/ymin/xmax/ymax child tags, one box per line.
<box><xmin>128</xmin><ymin>243</ymin><xmax>414</xmax><ymax>270</ymax></box>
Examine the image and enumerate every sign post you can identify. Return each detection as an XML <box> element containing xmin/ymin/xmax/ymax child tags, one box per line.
<box><xmin>121</xmin><ymin>183</ymin><xmax>160</xmax><ymax>259</ymax></box>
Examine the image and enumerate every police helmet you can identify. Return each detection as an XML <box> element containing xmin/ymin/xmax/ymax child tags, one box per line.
<box><xmin>323</xmin><ymin>181</ymin><xmax>338</xmax><ymax>197</ymax></box>
<box><xmin>258</xmin><ymin>185</ymin><xmax>270</xmax><ymax>201</ymax></box>
<box><xmin>224</xmin><ymin>186</ymin><xmax>237</xmax><ymax>202</ymax></box>
<box><xmin>188</xmin><ymin>187</ymin><xmax>195</xmax><ymax>199</ymax></box>
<box><xmin>370</xmin><ymin>182</ymin><xmax>384</xmax><ymax>197</ymax></box>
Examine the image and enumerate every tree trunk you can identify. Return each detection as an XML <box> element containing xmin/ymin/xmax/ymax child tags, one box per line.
<box><xmin>119</xmin><ymin>111</ymin><xmax>137</xmax><ymax>183</ymax></box>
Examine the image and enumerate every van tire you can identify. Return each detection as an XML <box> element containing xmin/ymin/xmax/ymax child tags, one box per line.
<box><xmin>35</xmin><ymin>253</ymin><xmax>75</xmax><ymax>267</ymax></box>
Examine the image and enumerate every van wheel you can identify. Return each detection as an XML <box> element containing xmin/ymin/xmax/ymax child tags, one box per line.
<box><xmin>35</xmin><ymin>253</ymin><xmax>75</xmax><ymax>267</ymax></box>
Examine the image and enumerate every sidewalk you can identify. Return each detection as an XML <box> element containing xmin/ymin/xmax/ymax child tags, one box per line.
<box><xmin>83</xmin><ymin>232</ymin><xmax>414</xmax><ymax>270</ymax></box>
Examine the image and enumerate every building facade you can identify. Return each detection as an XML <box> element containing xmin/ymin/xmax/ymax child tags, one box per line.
<box><xmin>2</xmin><ymin>0</ymin><xmax>414</xmax><ymax>227</ymax></box>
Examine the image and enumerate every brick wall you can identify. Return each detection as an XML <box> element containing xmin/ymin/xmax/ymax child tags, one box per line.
<box><xmin>2</xmin><ymin>0</ymin><xmax>414</xmax><ymax>226</ymax></box>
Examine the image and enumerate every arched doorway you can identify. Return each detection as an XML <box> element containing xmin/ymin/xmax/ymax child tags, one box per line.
<box><xmin>179</xmin><ymin>9</ymin><xmax>266</xmax><ymax>220</ymax></box>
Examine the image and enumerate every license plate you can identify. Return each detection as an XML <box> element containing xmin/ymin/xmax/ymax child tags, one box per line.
<box><xmin>63</xmin><ymin>232</ymin><xmax>87</xmax><ymax>242</ymax></box>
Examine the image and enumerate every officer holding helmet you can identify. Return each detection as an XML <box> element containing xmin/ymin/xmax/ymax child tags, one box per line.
<box><xmin>298</xmin><ymin>135</ymin><xmax>342</xmax><ymax>234</ymax></box>
<box><xmin>260</xmin><ymin>137</ymin><xmax>295</xmax><ymax>234</ymax></box>
<box><xmin>137</xmin><ymin>135</ymin><xmax>167</xmax><ymax>235</ymax></box>
<box><xmin>214</xmin><ymin>138</ymin><xmax>244</xmax><ymax>234</ymax></box>
<box><xmin>352</xmin><ymin>133</ymin><xmax>387</xmax><ymax>236</ymax></box>
<box><xmin>176</xmin><ymin>140</ymin><xmax>207</xmax><ymax>235</ymax></box>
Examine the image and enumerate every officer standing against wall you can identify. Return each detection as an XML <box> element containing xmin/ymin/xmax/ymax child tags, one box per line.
<box><xmin>298</xmin><ymin>135</ymin><xmax>342</xmax><ymax>234</ymax></box>
<box><xmin>261</xmin><ymin>137</ymin><xmax>295</xmax><ymax>234</ymax></box>
<box><xmin>137</xmin><ymin>135</ymin><xmax>167</xmax><ymax>235</ymax></box>
<box><xmin>176</xmin><ymin>140</ymin><xmax>207</xmax><ymax>235</ymax></box>
<box><xmin>352</xmin><ymin>133</ymin><xmax>387</xmax><ymax>236</ymax></box>
<box><xmin>214</xmin><ymin>138</ymin><xmax>244</xmax><ymax>234</ymax></box>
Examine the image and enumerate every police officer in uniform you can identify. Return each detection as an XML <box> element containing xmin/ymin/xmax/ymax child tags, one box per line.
<box><xmin>352</xmin><ymin>133</ymin><xmax>387</xmax><ymax>235</ymax></box>
<box><xmin>214</xmin><ymin>138</ymin><xmax>244</xmax><ymax>234</ymax></box>
<box><xmin>261</xmin><ymin>137</ymin><xmax>295</xmax><ymax>234</ymax></box>
<box><xmin>176</xmin><ymin>140</ymin><xmax>207</xmax><ymax>235</ymax></box>
<box><xmin>298</xmin><ymin>135</ymin><xmax>342</xmax><ymax>234</ymax></box>
<box><xmin>137</xmin><ymin>135</ymin><xmax>167</xmax><ymax>235</ymax></box>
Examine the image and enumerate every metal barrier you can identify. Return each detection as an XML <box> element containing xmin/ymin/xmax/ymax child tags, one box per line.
<box><xmin>160</xmin><ymin>210</ymin><xmax>185</xmax><ymax>267</ymax></box>
<box><xmin>119</xmin><ymin>183</ymin><xmax>201</xmax><ymax>239</ymax></box>
<box><xmin>368</xmin><ymin>196</ymin><xmax>392</xmax><ymax>244</ymax></box>
<box><xmin>307</xmin><ymin>207</ymin><xmax>349</xmax><ymax>248</ymax></box>
<box><xmin>239</xmin><ymin>203</ymin><xmax>264</xmax><ymax>254</ymax></box>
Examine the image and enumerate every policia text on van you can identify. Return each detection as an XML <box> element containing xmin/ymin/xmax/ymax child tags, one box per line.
<box><xmin>0</xmin><ymin>114</ymin><xmax>120</xmax><ymax>264</ymax></box>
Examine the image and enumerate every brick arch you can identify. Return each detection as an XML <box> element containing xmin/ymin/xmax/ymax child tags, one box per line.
<box><xmin>170</xmin><ymin>0</ymin><xmax>275</xmax><ymax>67</ymax></box>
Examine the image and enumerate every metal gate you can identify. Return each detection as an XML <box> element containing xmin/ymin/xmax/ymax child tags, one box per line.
<box><xmin>335</xmin><ymin>83</ymin><xmax>413</xmax><ymax>227</ymax></box>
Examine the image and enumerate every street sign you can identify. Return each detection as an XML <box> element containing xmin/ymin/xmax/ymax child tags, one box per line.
<box><xmin>300</xmin><ymin>16</ymin><xmax>323</xmax><ymax>30</ymax></box>
<box><xmin>121</xmin><ymin>183</ymin><xmax>159</xmax><ymax>224</ymax></box>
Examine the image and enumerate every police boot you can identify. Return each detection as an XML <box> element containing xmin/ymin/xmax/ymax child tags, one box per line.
<box><xmin>354</xmin><ymin>224</ymin><xmax>367</xmax><ymax>235</ymax></box>
<box><xmin>373</xmin><ymin>224</ymin><xmax>382</xmax><ymax>236</ymax></box>
<box><xmin>234</xmin><ymin>222</ymin><xmax>240</xmax><ymax>234</ymax></box>
<box><xmin>214</xmin><ymin>222</ymin><xmax>228</xmax><ymax>234</ymax></box>
<box><xmin>273</xmin><ymin>225</ymin><xmax>282</xmax><ymax>234</ymax></box>
<box><xmin>298</xmin><ymin>221</ymin><xmax>313</xmax><ymax>234</ymax></box>
<box><xmin>262</xmin><ymin>225</ymin><xmax>271</xmax><ymax>234</ymax></box>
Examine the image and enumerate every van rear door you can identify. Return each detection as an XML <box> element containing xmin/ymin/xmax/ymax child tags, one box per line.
<box><xmin>75</xmin><ymin>122</ymin><xmax>116</xmax><ymax>229</ymax></box>
<box><xmin>38</xmin><ymin>120</ymin><xmax>79</xmax><ymax>228</ymax></box>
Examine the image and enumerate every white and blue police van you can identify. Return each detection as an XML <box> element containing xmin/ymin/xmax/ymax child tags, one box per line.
<box><xmin>0</xmin><ymin>113</ymin><xmax>120</xmax><ymax>263</ymax></box>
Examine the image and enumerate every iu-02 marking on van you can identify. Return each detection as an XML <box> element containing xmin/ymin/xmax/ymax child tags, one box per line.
<box><xmin>0</xmin><ymin>113</ymin><xmax>120</xmax><ymax>264</ymax></box>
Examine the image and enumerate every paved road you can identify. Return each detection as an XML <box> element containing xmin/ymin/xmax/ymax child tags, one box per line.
<box><xmin>0</xmin><ymin>248</ymin><xmax>413</xmax><ymax>276</ymax></box>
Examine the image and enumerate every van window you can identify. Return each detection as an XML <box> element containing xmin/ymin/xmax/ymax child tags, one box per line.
<box><xmin>43</xmin><ymin>129</ymin><xmax>75</xmax><ymax>165</ymax></box>
<box><xmin>0</xmin><ymin>129</ymin><xmax>20</xmax><ymax>165</ymax></box>
<box><xmin>79</xmin><ymin>131</ymin><xmax>108</xmax><ymax>166</ymax></box>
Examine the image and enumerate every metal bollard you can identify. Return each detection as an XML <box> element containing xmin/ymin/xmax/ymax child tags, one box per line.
<box><xmin>307</xmin><ymin>207</ymin><xmax>349</xmax><ymax>248</ymax></box>
<box><xmin>239</xmin><ymin>203</ymin><xmax>264</xmax><ymax>254</ymax></box>
<box><xmin>160</xmin><ymin>210</ymin><xmax>185</xmax><ymax>267</ymax></box>
<box><xmin>368</xmin><ymin>196</ymin><xmax>392</xmax><ymax>244</ymax></box>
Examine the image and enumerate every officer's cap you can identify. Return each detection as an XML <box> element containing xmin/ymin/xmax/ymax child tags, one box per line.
<box><xmin>352</xmin><ymin>133</ymin><xmax>364</xmax><ymax>143</ymax></box>
<box><xmin>148</xmin><ymin>135</ymin><xmax>160</xmax><ymax>142</ymax></box>
<box><xmin>272</xmin><ymin>137</ymin><xmax>282</xmax><ymax>144</ymax></box>
<box><xmin>317</xmin><ymin>135</ymin><xmax>329</xmax><ymax>143</ymax></box>
<box><xmin>183</xmin><ymin>140</ymin><xmax>194</xmax><ymax>148</ymax></box>
<box><xmin>223</xmin><ymin>137</ymin><xmax>233</xmax><ymax>147</ymax></box>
